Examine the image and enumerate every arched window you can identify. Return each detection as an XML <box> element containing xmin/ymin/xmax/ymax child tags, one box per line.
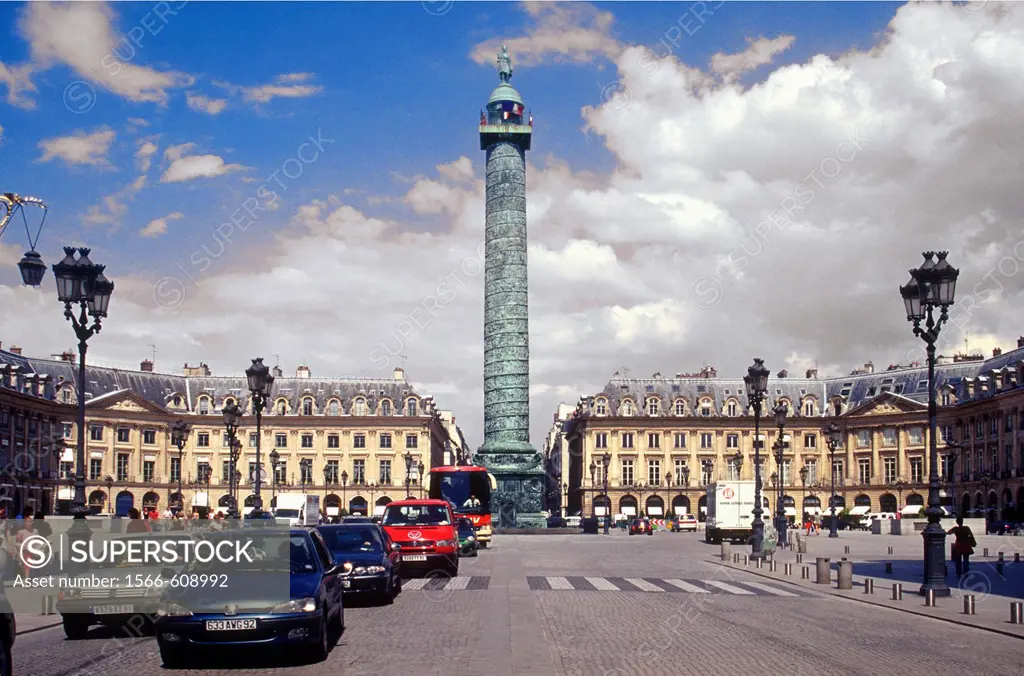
<box><xmin>595</xmin><ymin>399</ymin><xmax>607</xmax><ymax>415</ymax></box>
<box><xmin>726</xmin><ymin>401</ymin><xmax>737</xmax><ymax>417</ymax></box>
<box><xmin>353</xmin><ymin>398</ymin><xmax>367</xmax><ymax>416</ymax></box>
<box><xmin>646</xmin><ymin>398</ymin><xmax>660</xmax><ymax>416</ymax></box>
<box><xmin>302</xmin><ymin>398</ymin><xmax>314</xmax><ymax>416</ymax></box>
<box><xmin>803</xmin><ymin>399</ymin><xmax>815</xmax><ymax>417</ymax></box>
<box><xmin>328</xmin><ymin>400</ymin><xmax>339</xmax><ymax>416</ymax></box>
<box><xmin>61</xmin><ymin>389</ymin><xmax>73</xmax><ymax>404</ymax></box>
<box><xmin>381</xmin><ymin>400</ymin><xmax>392</xmax><ymax>416</ymax></box>
<box><xmin>622</xmin><ymin>400</ymin><xmax>635</xmax><ymax>416</ymax></box>
<box><xmin>699</xmin><ymin>399</ymin><xmax>712</xmax><ymax>417</ymax></box>
<box><xmin>276</xmin><ymin>399</ymin><xmax>287</xmax><ymax>415</ymax></box>
<box><xmin>406</xmin><ymin>399</ymin><xmax>418</xmax><ymax>416</ymax></box>
<box><xmin>198</xmin><ymin>397</ymin><xmax>210</xmax><ymax>415</ymax></box>
<box><xmin>674</xmin><ymin>399</ymin><xmax>686</xmax><ymax>416</ymax></box>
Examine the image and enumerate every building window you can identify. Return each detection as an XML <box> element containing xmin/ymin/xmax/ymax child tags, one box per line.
<box><xmin>593</xmin><ymin>462</ymin><xmax>605</xmax><ymax>484</ymax></box>
<box><xmin>674</xmin><ymin>433</ymin><xmax>687</xmax><ymax>448</ymax></box>
<box><xmin>63</xmin><ymin>423</ymin><xmax>73</xmax><ymax>439</ymax></box>
<box><xmin>380</xmin><ymin>459</ymin><xmax>392</xmax><ymax>485</ymax></box>
<box><xmin>302</xmin><ymin>399</ymin><xmax>314</xmax><ymax>416</ymax></box>
<box><xmin>727</xmin><ymin>401</ymin><xmax>737</xmax><ymax>417</ymax></box>
<box><xmin>169</xmin><ymin>457</ymin><xmax>180</xmax><ymax>483</ymax></box>
<box><xmin>883</xmin><ymin>428</ymin><xmax>897</xmax><ymax>447</ymax></box>
<box><xmin>88</xmin><ymin>458</ymin><xmax>102</xmax><ymax>480</ymax></box>
<box><xmin>325</xmin><ymin>460</ymin><xmax>339</xmax><ymax>484</ymax></box>
<box><xmin>353</xmin><ymin>459</ymin><xmax>366</xmax><ymax>484</ymax></box>
<box><xmin>990</xmin><ymin>417</ymin><xmax>998</xmax><ymax>437</ymax></box>
<box><xmin>805</xmin><ymin>459</ymin><xmax>818</xmax><ymax>485</ymax></box>
<box><xmin>622</xmin><ymin>400</ymin><xmax>635</xmax><ymax>416</ymax></box>
<box><xmin>647</xmin><ymin>398</ymin><xmax>660</xmax><ymax>416</ymax></box>
<box><xmin>647</xmin><ymin>433</ymin><xmax>660</xmax><ymax>449</ymax></box>
<box><xmin>198</xmin><ymin>398</ymin><xmax>210</xmax><ymax>415</ymax></box>
<box><xmin>299</xmin><ymin>459</ymin><xmax>313</xmax><ymax>484</ymax></box>
<box><xmin>328</xmin><ymin>434</ymin><xmax>339</xmax><ymax>449</ymax></box>
<box><xmin>301</xmin><ymin>433</ymin><xmax>313</xmax><ymax>448</ymax></box>
<box><xmin>116</xmin><ymin>454</ymin><xmax>129</xmax><ymax>482</ymax></box>
<box><xmin>883</xmin><ymin>457</ymin><xmax>897</xmax><ymax>484</ymax></box>
<box><xmin>620</xmin><ymin>459</ymin><xmax>634</xmax><ymax>486</ymax></box>
<box><xmin>406</xmin><ymin>399</ymin><xmax>418</xmax><ymax>417</ymax></box>
<box><xmin>354</xmin><ymin>434</ymin><xmax>366</xmax><ymax>449</ymax></box>
<box><xmin>381</xmin><ymin>400</ymin><xmax>392</xmax><ymax>416</ymax></box>
<box><xmin>621</xmin><ymin>433</ymin><xmax>634</xmax><ymax>449</ymax></box>
<box><xmin>61</xmin><ymin>389</ymin><xmax>73</xmax><ymax>404</ymax></box>
<box><xmin>595</xmin><ymin>433</ymin><xmax>608</xmax><ymax>449</ymax></box>
<box><xmin>857</xmin><ymin>430</ymin><xmax>870</xmax><ymax>448</ymax></box>
<box><xmin>858</xmin><ymin>458</ymin><xmax>871</xmax><ymax>484</ymax></box>
<box><xmin>975</xmin><ymin>421</ymin><xmax>983</xmax><ymax>439</ymax></box>
<box><xmin>803</xmin><ymin>400</ymin><xmax>814</xmax><ymax>417</ymax></box>
<box><xmin>908</xmin><ymin>427</ymin><xmax>923</xmax><ymax>444</ymax></box>
<box><xmin>781</xmin><ymin>459</ymin><xmax>791</xmax><ymax>485</ymax></box>
<box><xmin>940</xmin><ymin>425</ymin><xmax>952</xmax><ymax>443</ymax></box>
<box><xmin>701</xmin><ymin>459</ymin><xmax>714</xmax><ymax>485</ymax></box>
<box><xmin>674</xmin><ymin>459</ymin><xmax>688</xmax><ymax>485</ymax></box>
<box><xmin>700</xmin><ymin>433</ymin><xmax>712</xmax><ymax>449</ymax></box>
<box><xmin>117</xmin><ymin>427</ymin><xmax>130</xmax><ymax>443</ymax></box>
<box><xmin>727</xmin><ymin>457</ymin><xmax>741</xmax><ymax>481</ymax></box>
<box><xmin>910</xmin><ymin>457</ymin><xmax>923</xmax><ymax>483</ymax></box>
<box><xmin>380</xmin><ymin>433</ymin><xmax>392</xmax><ymax>449</ymax></box>
<box><xmin>197</xmin><ymin>432</ymin><xmax>210</xmax><ymax>448</ymax></box>
<box><xmin>804</xmin><ymin>434</ymin><xmax>817</xmax><ymax>449</ymax></box>
<box><xmin>596</xmin><ymin>399</ymin><xmax>607</xmax><ymax>415</ymax></box>
<box><xmin>277</xmin><ymin>400</ymin><xmax>287</xmax><ymax>416</ymax></box>
<box><xmin>90</xmin><ymin>425</ymin><xmax>104</xmax><ymax>441</ymax></box>
<box><xmin>353</xmin><ymin>399</ymin><xmax>367</xmax><ymax>416</ymax></box>
<box><xmin>275</xmin><ymin>433</ymin><xmax>287</xmax><ymax>448</ymax></box>
<box><xmin>1005</xmin><ymin>414</ymin><xmax>1014</xmax><ymax>433</ymax></box>
<box><xmin>406</xmin><ymin>434</ymin><xmax>418</xmax><ymax>449</ymax></box>
<box><xmin>832</xmin><ymin>459</ymin><xmax>844</xmax><ymax>483</ymax></box>
<box><xmin>248</xmin><ymin>432</ymin><xmax>257</xmax><ymax>447</ymax></box>
<box><xmin>726</xmin><ymin>434</ymin><xmax>738</xmax><ymax>449</ymax></box>
<box><xmin>143</xmin><ymin>429</ymin><xmax>156</xmax><ymax>445</ymax></box>
<box><xmin>700</xmin><ymin>402</ymin><xmax>711</xmax><ymax>417</ymax></box>
<box><xmin>647</xmin><ymin>459</ymin><xmax>660</xmax><ymax>485</ymax></box>
<box><xmin>674</xmin><ymin>400</ymin><xmax>686</xmax><ymax>416</ymax></box>
<box><xmin>328</xmin><ymin>400</ymin><xmax>339</xmax><ymax>416</ymax></box>
<box><xmin>143</xmin><ymin>461</ymin><xmax>154</xmax><ymax>482</ymax></box>
<box><xmin>274</xmin><ymin>460</ymin><xmax>287</xmax><ymax>485</ymax></box>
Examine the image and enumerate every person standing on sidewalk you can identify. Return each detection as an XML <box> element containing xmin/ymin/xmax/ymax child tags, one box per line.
<box><xmin>947</xmin><ymin>516</ymin><xmax>976</xmax><ymax>576</ymax></box>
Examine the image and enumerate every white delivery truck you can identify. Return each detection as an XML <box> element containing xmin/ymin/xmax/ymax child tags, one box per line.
<box><xmin>705</xmin><ymin>480</ymin><xmax>766</xmax><ymax>544</ymax></box>
<box><xmin>274</xmin><ymin>493</ymin><xmax>318</xmax><ymax>526</ymax></box>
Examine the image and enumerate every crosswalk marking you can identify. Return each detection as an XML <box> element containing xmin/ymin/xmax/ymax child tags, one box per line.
<box><xmin>625</xmin><ymin>578</ymin><xmax>665</xmax><ymax>592</ymax></box>
<box><xmin>702</xmin><ymin>580</ymin><xmax>755</xmax><ymax>595</ymax></box>
<box><xmin>585</xmin><ymin>576</ymin><xmax>620</xmax><ymax>591</ymax></box>
<box><xmin>445</xmin><ymin>576</ymin><xmax>471</xmax><ymax>590</ymax></box>
<box><xmin>546</xmin><ymin>576</ymin><xmax>575</xmax><ymax>590</ymax></box>
<box><xmin>737</xmin><ymin>581</ymin><xmax>798</xmax><ymax>597</ymax></box>
<box><xmin>663</xmin><ymin>579</ymin><xmax>710</xmax><ymax>593</ymax></box>
<box><xmin>403</xmin><ymin>578</ymin><xmax>430</xmax><ymax>590</ymax></box>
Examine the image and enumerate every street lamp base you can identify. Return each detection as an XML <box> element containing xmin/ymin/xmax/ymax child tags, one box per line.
<box><xmin>828</xmin><ymin>531</ymin><xmax>839</xmax><ymax>538</ymax></box>
<box><xmin>919</xmin><ymin>523</ymin><xmax>951</xmax><ymax>597</ymax></box>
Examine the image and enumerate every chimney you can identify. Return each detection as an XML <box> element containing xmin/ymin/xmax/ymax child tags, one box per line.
<box><xmin>864</xmin><ymin>361</ymin><xmax>874</xmax><ymax>374</ymax></box>
<box><xmin>183</xmin><ymin>362</ymin><xmax>211</xmax><ymax>377</ymax></box>
<box><xmin>805</xmin><ymin>368</ymin><xmax>818</xmax><ymax>379</ymax></box>
<box><xmin>271</xmin><ymin>365</ymin><xmax>283</xmax><ymax>378</ymax></box>
<box><xmin>1018</xmin><ymin>336</ymin><xmax>1024</xmax><ymax>348</ymax></box>
<box><xmin>296</xmin><ymin>365</ymin><xmax>311</xmax><ymax>379</ymax></box>
<box><xmin>993</xmin><ymin>347</ymin><xmax>1002</xmax><ymax>357</ymax></box>
<box><xmin>140</xmin><ymin>359</ymin><xmax>154</xmax><ymax>372</ymax></box>
<box><xmin>777</xmin><ymin>369</ymin><xmax>788</xmax><ymax>378</ymax></box>
<box><xmin>60</xmin><ymin>351</ymin><xmax>75</xmax><ymax>363</ymax></box>
<box><xmin>9</xmin><ymin>346</ymin><xmax>21</xmax><ymax>355</ymax></box>
<box><xmin>393</xmin><ymin>367</ymin><xmax>405</xmax><ymax>381</ymax></box>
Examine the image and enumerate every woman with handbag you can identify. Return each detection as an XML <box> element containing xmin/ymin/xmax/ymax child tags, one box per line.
<box><xmin>947</xmin><ymin>516</ymin><xmax>977</xmax><ymax>576</ymax></box>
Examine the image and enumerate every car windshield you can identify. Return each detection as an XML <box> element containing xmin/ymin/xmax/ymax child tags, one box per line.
<box><xmin>319</xmin><ymin>526</ymin><xmax>383</xmax><ymax>553</ymax></box>
<box><xmin>189</xmin><ymin>533</ymin><xmax>318</xmax><ymax>574</ymax></box>
<box><xmin>457</xmin><ymin>520</ymin><xmax>474</xmax><ymax>535</ymax></box>
<box><xmin>382</xmin><ymin>504</ymin><xmax>451</xmax><ymax>526</ymax></box>
<box><xmin>92</xmin><ymin>535</ymin><xmax>191</xmax><ymax>570</ymax></box>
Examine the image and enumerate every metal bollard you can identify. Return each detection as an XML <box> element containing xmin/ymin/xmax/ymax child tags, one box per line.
<box><xmin>41</xmin><ymin>595</ymin><xmax>55</xmax><ymax>615</ymax></box>
<box><xmin>963</xmin><ymin>595</ymin><xmax>975</xmax><ymax>615</ymax></box>
<box><xmin>769</xmin><ymin>560</ymin><xmax>777</xmax><ymax>572</ymax></box>
<box><xmin>785</xmin><ymin>563</ymin><xmax>793</xmax><ymax>576</ymax></box>
<box><xmin>721</xmin><ymin>541</ymin><xmax>731</xmax><ymax>562</ymax></box>
<box><xmin>1011</xmin><ymin>602</ymin><xmax>1024</xmax><ymax>624</ymax></box>
<box><xmin>844</xmin><ymin>545</ymin><xmax>850</xmax><ymax>554</ymax></box>
<box><xmin>885</xmin><ymin>561</ymin><xmax>893</xmax><ymax>574</ymax></box>
<box><xmin>756</xmin><ymin>557</ymin><xmax>763</xmax><ymax>569</ymax></box>
<box><xmin>998</xmin><ymin>552</ymin><xmax>1004</xmax><ymax>563</ymax></box>
<box><xmin>801</xmin><ymin>566</ymin><xmax>809</xmax><ymax>579</ymax></box>
<box><xmin>864</xmin><ymin>578</ymin><xmax>874</xmax><ymax>594</ymax></box>
<box><xmin>837</xmin><ymin>560</ymin><xmax>853</xmax><ymax>590</ymax></box>
<box><xmin>815</xmin><ymin>557</ymin><xmax>831</xmax><ymax>584</ymax></box>
<box><xmin>1015</xmin><ymin>552</ymin><xmax>1020</xmax><ymax>564</ymax></box>
<box><xmin>892</xmin><ymin>583</ymin><xmax>903</xmax><ymax>600</ymax></box>
<box><xmin>887</xmin><ymin>546</ymin><xmax>893</xmax><ymax>555</ymax></box>
<box><xmin>744</xmin><ymin>555</ymin><xmax>749</xmax><ymax>565</ymax></box>
<box><xmin>983</xmin><ymin>547</ymin><xmax>989</xmax><ymax>557</ymax></box>
<box><xmin>997</xmin><ymin>561</ymin><xmax>1004</xmax><ymax>575</ymax></box>
<box><xmin>925</xmin><ymin>589</ymin><xmax>936</xmax><ymax>607</ymax></box>
<box><xmin>797</xmin><ymin>538</ymin><xmax>807</xmax><ymax>554</ymax></box>
<box><xmin>796</xmin><ymin>553</ymin><xmax>803</xmax><ymax>564</ymax></box>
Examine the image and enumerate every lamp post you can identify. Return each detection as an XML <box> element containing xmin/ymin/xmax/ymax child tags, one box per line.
<box><xmin>228</xmin><ymin>438</ymin><xmax>241</xmax><ymax>518</ymax></box>
<box><xmin>602</xmin><ymin>451</ymin><xmax>611</xmax><ymax>533</ymax></box>
<box><xmin>245</xmin><ymin>358</ymin><xmax>275</xmax><ymax>515</ymax></box>
<box><xmin>52</xmin><ymin>247</ymin><xmax>114</xmax><ymax>520</ymax></box>
<box><xmin>894</xmin><ymin>479</ymin><xmax>908</xmax><ymax>513</ymax></box>
<box><xmin>799</xmin><ymin>465</ymin><xmax>808</xmax><ymax>522</ymax></box>
<box><xmin>1</xmin><ymin>192</ymin><xmax>50</xmax><ymax>286</ymax></box>
<box><xmin>826</xmin><ymin>423</ymin><xmax>841</xmax><ymax>538</ymax></box>
<box><xmin>946</xmin><ymin>441</ymin><xmax>961</xmax><ymax>517</ymax></box>
<box><xmin>900</xmin><ymin>251</ymin><xmax>959</xmax><ymax>596</ymax></box>
<box><xmin>404</xmin><ymin>450</ymin><xmax>414</xmax><ymax>498</ymax></box>
<box><xmin>772</xmin><ymin>402</ymin><xmax>789</xmax><ymax>544</ymax></box>
<box><xmin>221</xmin><ymin>400</ymin><xmax>241</xmax><ymax>513</ymax></box>
<box><xmin>589</xmin><ymin>459</ymin><xmax>597</xmax><ymax>518</ymax></box>
<box><xmin>104</xmin><ymin>475</ymin><xmax>114</xmax><ymax>514</ymax></box>
<box><xmin>744</xmin><ymin>358</ymin><xmax>770</xmax><ymax>560</ymax></box>
<box><xmin>269</xmin><ymin>449</ymin><xmax>280</xmax><ymax>508</ymax></box>
<box><xmin>170</xmin><ymin>419</ymin><xmax>191</xmax><ymax>515</ymax></box>
<box><xmin>681</xmin><ymin>465</ymin><xmax>690</xmax><ymax>517</ymax></box>
<box><xmin>341</xmin><ymin>471</ymin><xmax>348</xmax><ymax>514</ymax></box>
<box><xmin>980</xmin><ymin>473</ymin><xmax>992</xmax><ymax>524</ymax></box>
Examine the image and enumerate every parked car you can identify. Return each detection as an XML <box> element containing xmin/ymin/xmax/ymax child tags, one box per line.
<box><xmin>546</xmin><ymin>515</ymin><xmax>566</xmax><ymax>528</ymax></box>
<box><xmin>628</xmin><ymin>518</ymin><xmax>653</xmax><ymax>536</ymax></box>
<box><xmin>317</xmin><ymin>522</ymin><xmax>402</xmax><ymax>604</ymax></box>
<box><xmin>671</xmin><ymin>514</ymin><xmax>699</xmax><ymax>532</ymax></box>
<box><xmin>988</xmin><ymin>521</ymin><xmax>1021</xmax><ymax>535</ymax></box>
<box><xmin>456</xmin><ymin>518</ymin><xmax>479</xmax><ymax>557</ymax></box>
<box><xmin>380</xmin><ymin>498</ymin><xmax>460</xmax><ymax>576</ymax></box>
<box><xmin>155</xmin><ymin>528</ymin><xmax>345</xmax><ymax>667</ymax></box>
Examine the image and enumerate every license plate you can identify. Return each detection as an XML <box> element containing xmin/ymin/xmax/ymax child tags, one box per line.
<box><xmin>403</xmin><ymin>554</ymin><xmax>427</xmax><ymax>561</ymax></box>
<box><xmin>92</xmin><ymin>604</ymin><xmax>133</xmax><ymax>615</ymax></box>
<box><xmin>205</xmin><ymin>619</ymin><xmax>256</xmax><ymax>631</ymax></box>
<box><xmin>342</xmin><ymin>580</ymin><xmax>351</xmax><ymax>588</ymax></box>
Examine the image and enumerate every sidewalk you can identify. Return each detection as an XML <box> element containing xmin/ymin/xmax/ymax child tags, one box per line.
<box><xmin>14</xmin><ymin>613</ymin><xmax>61</xmax><ymax>635</ymax></box>
<box><xmin>712</xmin><ymin>532</ymin><xmax>1024</xmax><ymax>639</ymax></box>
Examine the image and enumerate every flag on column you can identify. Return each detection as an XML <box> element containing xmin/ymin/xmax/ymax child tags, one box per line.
<box><xmin>501</xmin><ymin>101</ymin><xmax>524</xmax><ymax>116</ymax></box>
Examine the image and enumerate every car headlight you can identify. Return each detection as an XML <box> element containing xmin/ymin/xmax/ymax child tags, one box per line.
<box><xmin>365</xmin><ymin>566</ymin><xmax>386</xmax><ymax>574</ymax></box>
<box><xmin>353</xmin><ymin>566</ymin><xmax>367</xmax><ymax>575</ymax></box>
<box><xmin>342</xmin><ymin>562</ymin><xmax>354</xmax><ymax>574</ymax></box>
<box><xmin>272</xmin><ymin>597</ymin><xmax>317</xmax><ymax>614</ymax></box>
<box><xmin>156</xmin><ymin>603</ymin><xmax>192</xmax><ymax>617</ymax></box>
<box><xmin>467</xmin><ymin>536</ymin><xmax>476</xmax><ymax>541</ymax></box>
<box><xmin>435</xmin><ymin>539</ymin><xmax>455</xmax><ymax>547</ymax></box>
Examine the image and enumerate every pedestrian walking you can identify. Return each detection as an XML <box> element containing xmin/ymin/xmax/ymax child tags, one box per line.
<box><xmin>947</xmin><ymin>516</ymin><xmax>976</xmax><ymax>576</ymax></box>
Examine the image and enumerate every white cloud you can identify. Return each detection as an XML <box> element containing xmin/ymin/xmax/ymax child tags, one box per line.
<box><xmin>37</xmin><ymin>127</ymin><xmax>115</xmax><ymax>167</ymax></box>
<box><xmin>711</xmin><ymin>35</ymin><xmax>796</xmax><ymax>78</ymax></box>
<box><xmin>0</xmin><ymin>60</ymin><xmax>37</xmax><ymax>109</ymax></box>
<box><xmin>5</xmin><ymin>2</ymin><xmax>1024</xmax><ymax>451</ymax></box>
<box><xmin>139</xmin><ymin>211</ymin><xmax>184</xmax><ymax>238</ymax></box>
<box><xmin>160</xmin><ymin>143</ymin><xmax>248</xmax><ymax>183</ymax></box>
<box><xmin>217</xmin><ymin>72</ymin><xmax>323</xmax><ymax>104</ymax></box>
<box><xmin>18</xmin><ymin>1</ymin><xmax>190</xmax><ymax>105</ymax></box>
<box><xmin>135</xmin><ymin>137</ymin><xmax>159</xmax><ymax>173</ymax></box>
<box><xmin>186</xmin><ymin>92</ymin><xmax>228</xmax><ymax>114</ymax></box>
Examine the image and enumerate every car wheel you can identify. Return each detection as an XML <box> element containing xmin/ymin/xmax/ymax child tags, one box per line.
<box><xmin>478</xmin><ymin>541</ymin><xmax>488</xmax><ymax>549</ymax></box>
<box><xmin>310</xmin><ymin>612</ymin><xmax>330</xmax><ymax>662</ymax></box>
<box><xmin>62</xmin><ymin>617</ymin><xmax>90</xmax><ymax>641</ymax></box>
<box><xmin>159</xmin><ymin>646</ymin><xmax>187</xmax><ymax>669</ymax></box>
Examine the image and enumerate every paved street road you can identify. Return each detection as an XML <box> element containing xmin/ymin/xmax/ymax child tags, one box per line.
<box><xmin>14</xmin><ymin>532</ymin><xmax>1024</xmax><ymax>675</ymax></box>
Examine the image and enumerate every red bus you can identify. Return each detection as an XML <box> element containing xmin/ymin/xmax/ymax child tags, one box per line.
<box><xmin>428</xmin><ymin>465</ymin><xmax>495</xmax><ymax>547</ymax></box>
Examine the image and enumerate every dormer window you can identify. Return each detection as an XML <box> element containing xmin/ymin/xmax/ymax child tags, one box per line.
<box><xmin>354</xmin><ymin>398</ymin><xmax>367</xmax><ymax>416</ymax></box>
<box><xmin>198</xmin><ymin>397</ymin><xmax>210</xmax><ymax>415</ymax></box>
<box><xmin>803</xmin><ymin>400</ymin><xmax>814</xmax><ymax>417</ymax></box>
<box><xmin>727</xmin><ymin>401</ymin><xmax>737</xmax><ymax>417</ymax></box>
<box><xmin>595</xmin><ymin>399</ymin><xmax>607</xmax><ymax>415</ymax></box>
<box><xmin>276</xmin><ymin>400</ymin><xmax>287</xmax><ymax>415</ymax></box>
<box><xmin>328</xmin><ymin>400</ymin><xmax>340</xmax><ymax>416</ymax></box>
<box><xmin>406</xmin><ymin>398</ymin><xmax>418</xmax><ymax>416</ymax></box>
<box><xmin>700</xmin><ymin>400</ymin><xmax>712</xmax><ymax>417</ymax></box>
<box><xmin>381</xmin><ymin>400</ymin><xmax>391</xmax><ymax>416</ymax></box>
<box><xmin>302</xmin><ymin>398</ymin><xmax>314</xmax><ymax>416</ymax></box>
<box><xmin>674</xmin><ymin>400</ymin><xmax>686</xmax><ymax>416</ymax></box>
<box><xmin>224</xmin><ymin>397</ymin><xmax>236</xmax><ymax>409</ymax></box>
<box><xmin>646</xmin><ymin>398</ymin><xmax>660</xmax><ymax>416</ymax></box>
<box><xmin>622</xmin><ymin>400</ymin><xmax>635</xmax><ymax>416</ymax></box>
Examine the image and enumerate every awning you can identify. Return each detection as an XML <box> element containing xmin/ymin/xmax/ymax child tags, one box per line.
<box><xmin>647</xmin><ymin>506</ymin><xmax>664</xmax><ymax>516</ymax></box>
<box><xmin>849</xmin><ymin>506</ymin><xmax>871</xmax><ymax>516</ymax></box>
<box><xmin>193</xmin><ymin>492</ymin><xmax>209</xmax><ymax>507</ymax></box>
<box><xmin>373</xmin><ymin>504</ymin><xmax>386</xmax><ymax>516</ymax></box>
<box><xmin>901</xmin><ymin>505</ymin><xmax>923</xmax><ymax>515</ymax></box>
<box><xmin>622</xmin><ymin>506</ymin><xmax>636</xmax><ymax>516</ymax></box>
<box><xmin>784</xmin><ymin>507</ymin><xmax>796</xmax><ymax>516</ymax></box>
<box><xmin>58</xmin><ymin>487</ymin><xmax>73</xmax><ymax>500</ymax></box>
<box><xmin>326</xmin><ymin>506</ymin><xmax>339</xmax><ymax>516</ymax></box>
<box><xmin>595</xmin><ymin>506</ymin><xmax>608</xmax><ymax>516</ymax></box>
<box><xmin>804</xmin><ymin>507</ymin><xmax>822</xmax><ymax>516</ymax></box>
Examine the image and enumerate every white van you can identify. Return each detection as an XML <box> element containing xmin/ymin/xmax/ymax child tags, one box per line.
<box><xmin>274</xmin><ymin>493</ymin><xmax>317</xmax><ymax>526</ymax></box>
<box><xmin>859</xmin><ymin>512</ymin><xmax>897</xmax><ymax>529</ymax></box>
<box><xmin>564</xmin><ymin>515</ymin><xmax>582</xmax><ymax>528</ymax></box>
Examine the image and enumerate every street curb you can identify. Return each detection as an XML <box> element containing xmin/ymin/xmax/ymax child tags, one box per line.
<box><xmin>715</xmin><ymin>560</ymin><xmax>1024</xmax><ymax>641</ymax></box>
<box><xmin>16</xmin><ymin>619</ymin><xmax>62</xmax><ymax>636</ymax></box>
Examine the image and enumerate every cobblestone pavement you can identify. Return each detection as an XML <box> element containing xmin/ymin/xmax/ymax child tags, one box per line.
<box><xmin>12</xmin><ymin>532</ymin><xmax>1024</xmax><ymax>675</ymax></box>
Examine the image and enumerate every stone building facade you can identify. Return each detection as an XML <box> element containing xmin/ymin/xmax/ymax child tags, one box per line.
<box><xmin>560</xmin><ymin>342</ymin><xmax>1024</xmax><ymax>524</ymax></box>
<box><xmin>0</xmin><ymin>347</ymin><xmax>467</xmax><ymax>517</ymax></box>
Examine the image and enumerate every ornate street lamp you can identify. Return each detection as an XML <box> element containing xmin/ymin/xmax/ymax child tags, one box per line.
<box><xmin>773</xmin><ymin>402</ymin><xmax>789</xmax><ymax>545</ymax></box>
<box><xmin>341</xmin><ymin>470</ymin><xmax>348</xmax><ymax>514</ymax></box>
<box><xmin>0</xmin><ymin>192</ymin><xmax>50</xmax><ymax>286</ymax></box>
<box><xmin>900</xmin><ymin>251</ymin><xmax>958</xmax><ymax>597</ymax></box>
<box><xmin>799</xmin><ymin>465</ymin><xmax>808</xmax><ymax>520</ymax></box>
<box><xmin>245</xmin><ymin>358</ymin><xmax>275</xmax><ymax>514</ymax></box>
<box><xmin>228</xmin><ymin>437</ymin><xmax>242</xmax><ymax>518</ymax></box>
<box><xmin>269</xmin><ymin>449</ymin><xmax>281</xmax><ymax>508</ymax></box>
<box><xmin>744</xmin><ymin>358</ymin><xmax>770</xmax><ymax>559</ymax></box>
<box><xmin>589</xmin><ymin>459</ymin><xmax>597</xmax><ymax>518</ymax></box>
<box><xmin>825</xmin><ymin>423</ymin><xmax>842</xmax><ymax>538</ymax></box>
<box><xmin>404</xmin><ymin>450</ymin><xmax>414</xmax><ymax>498</ymax></box>
<box><xmin>52</xmin><ymin>247</ymin><xmax>114</xmax><ymax>520</ymax></box>
<box><xmin>170</xmin><ymin>419</ymin><xmax>191</xmax><ymax>514</ymax></box>
<box><xmin>894</xmin><ymin>478</ymin><xmax>908</xmax><ymax>512</ymax></box>
<box><xmin>602</xmin><ymin>451</ymin><xmax>611</xmax><ymax>533</ymax></box>
<box><xmin>980</xmin><ymin>473</ymin><xmax>992</xmax><ymax>523</ymax></box>
<box><xmin>104</xmin><ymin>475</ymin><xmax>114</xmax><ymax>513</ymax></box>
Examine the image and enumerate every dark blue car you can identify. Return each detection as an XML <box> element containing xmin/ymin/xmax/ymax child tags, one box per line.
<box><xmin>154</xmin><ymin>528</ymin><xmax>345</xmax><ymax>667</ymax></box>
<box><xmin>316</xmin><ymin>523</ymin><xmax>402</xmax><ymax>604</ymax></box>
